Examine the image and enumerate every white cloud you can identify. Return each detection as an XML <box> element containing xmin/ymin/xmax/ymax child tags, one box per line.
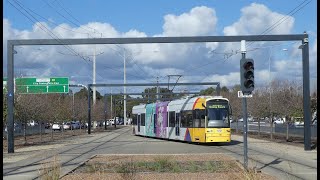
<box><xmin>202</xmin><ymin>72</ymin><xmax>240</xmax><ymax>87</ymax></box>
<box><xmin>3</xmin><ymin>3</ymin><xmax>317</xmax><ymax>94</ymax></box>
<box><xmin>163</xmin><ymin>6</ymin><xmax>217</xmax><ymax>36</ymax></box>
<box><xmin>223</xmin><ymin>3</ymin><xmax>294</xmax><ymax>35</ymax></box>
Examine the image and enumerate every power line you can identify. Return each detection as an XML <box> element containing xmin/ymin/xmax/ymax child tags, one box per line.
<box><xmin>9</xmin><ymin>0</ymin><xmax>92</xmax><ymax>65</ymax></box>
<box><xmin>12</xmin><ymin>2</ymin><xmax>90</xmax><ymax>35</ymax></box>
<box><xmin>53</xmin><ymin>0</ymin><xmax>100</xmax><ymax>34</ymax></box>
<box><xmin>41</xmin><ymin>0</ymin><xmax>96</xmax><ymax>36</ymax></box>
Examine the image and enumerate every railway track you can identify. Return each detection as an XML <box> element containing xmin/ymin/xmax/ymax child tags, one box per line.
<box><xmin>3</xmin><ymin>127</ymin><xmax>130</xmax><ymax>179</ymax></box>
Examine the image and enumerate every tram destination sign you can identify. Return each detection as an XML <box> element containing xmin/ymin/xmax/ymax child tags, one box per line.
<box><xmin>15</xmin><ymin>77</ymin><xmax>69</xmax><ymax>94</ymax></box>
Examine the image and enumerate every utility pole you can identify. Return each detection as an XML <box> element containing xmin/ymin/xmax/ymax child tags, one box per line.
<box><xmin>104</xmin><ymin>94</ymin><xmax>107</xmax><ymax>130</ymax></box>
<box><xmin>110</xmin><ymin>90</ymin><xmax>113</xmax><ymax>119</ymax></box>
<box><xmin>156</xmin><ymin>76</ymin><xmax>159</xmax><ymax>101</ymax></box>
<box><xmin>72</xmin><ymin>90</ymin><xmax>75</xmax><ymax>121</ymax></box>
<box><xmin>269</xmin><ymin>47</ymin><xmax>273</xmax><ymax>139</ymax></box>
<box><xmin>93</xmin><ymin>45</ymin><xmax>96</xmax><ymax>105</ymax></box>
<box><xmin>92</xmin><ymin>31</ymin><xmax>102</xmax><ymax>106</ymax></box>
<box><xmin>124</xmin><ymin>50</ymin><xmax>127</xmax><ymax>125</ymax></box>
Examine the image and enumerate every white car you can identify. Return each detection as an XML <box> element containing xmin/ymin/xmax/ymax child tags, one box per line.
<box><xmin>103</xmin><ymin>120</ymin><xmax>110</xmax><ymax>126</ymax></box>
<box><xmin>63</xmin><ymin>122</ymin><xmax>71</xmax><ymax>130</ymax></box>
<box><xmin>28</xmin><ymin>120</ymin><xmax>39</xmax><ymax>126</ymax></box>
<box><xmin>52</xmin><ymin>123</ymin><xmax>62</xmax><ymax>131</ymax></box>
<box><xmin>273</xmin><ymin>119</ymin><xmax>284</xmax><ymax>124</ymax></box>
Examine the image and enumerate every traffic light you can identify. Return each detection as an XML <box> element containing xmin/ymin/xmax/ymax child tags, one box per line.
<box><xmin>240</xmin><ymin>58</ymin><xmax>254</xmax><ymax>94</ymax></box>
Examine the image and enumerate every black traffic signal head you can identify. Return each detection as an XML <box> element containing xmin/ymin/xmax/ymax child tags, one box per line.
<box><xmin>240</xmin><ymin>58</ymin><xmax>254</xmax><ymax>94</ymax></box>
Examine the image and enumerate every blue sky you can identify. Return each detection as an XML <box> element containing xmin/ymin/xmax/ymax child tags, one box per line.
<box><xmin>4</xmin><ymin>0</ymin><xmax>317</xmax><ymax>35</ymax></box>
<box><xmin>3</xmin><ymin>0</ymin><xmax>317</xmax><ymax>94</ymax></box>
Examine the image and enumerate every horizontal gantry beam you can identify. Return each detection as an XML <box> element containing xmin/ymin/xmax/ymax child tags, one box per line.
<box><xmin>87</xmin><ymin>82</ymin><xmax>219</xmax><ymax>87</ymax></box>
<box><xmin>8</xmin><ymin>34</ymin><xmax>306</xmax><ymax>46</ymax></box>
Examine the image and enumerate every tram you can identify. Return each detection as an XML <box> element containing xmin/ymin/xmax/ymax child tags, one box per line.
<box><xmin>132</xmin><ymin>96</ymin><xmax>232</xmax><ymax>143</ymax></box>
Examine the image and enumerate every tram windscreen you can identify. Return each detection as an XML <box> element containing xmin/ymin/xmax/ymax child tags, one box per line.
<box><xmin>206</xmin><ymin>100</ymin><xmax>230</xmax><ymax>128</ymax></box>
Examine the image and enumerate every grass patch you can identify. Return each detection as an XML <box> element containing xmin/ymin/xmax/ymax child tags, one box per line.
<box><xmin>69</xmin><ymin>155</ymin><xmax>273</xmax><ymax>180</ymax></box>
<box><xmin>39</xmin><ymin>155</ymin><xmax>61</xmax><ymax>180</ymax></box>
<box><xmin>80</xmin><ymin>159</ymin><xmax>239</xmax><ymax>174</ymax></box>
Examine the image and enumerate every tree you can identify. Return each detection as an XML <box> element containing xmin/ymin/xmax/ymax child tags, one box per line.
<box><xmin>199</xmin><ymin>87</ymin><xmax>215</xmax><ymax>95</ymax></box>
<box><xmin>3</xmin><ymin>94</ymin><xmax>8</xmax><ymax>126</ymax></box>
<box><xmin>142</xmin><ymin>87</ymin><xmax>176</xmax><ymax>100</ymax></box>
<box><xmin>74</xmin><ymin>87</ymin><xmax>103</xmax><ymax>100</ymax></box>
<box><xmin>311</xmin><ymin>91</ymin><xmax>317</xmax><ymax>113</ymax></box>
<box><xmin>15</xmin><ymin>94</ymin><xmax>47</xmax><ymax>144</ymax></box>
<box><xmin>221</xmin><ymin>86</ymin><xmax>229</xmax><ymax>93</ymax></box>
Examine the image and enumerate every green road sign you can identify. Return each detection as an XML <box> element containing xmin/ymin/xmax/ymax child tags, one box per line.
<box><xmin>15</xmin><ymin>77</ymin><xmax>69</xmax><ymax>94</ymax></box>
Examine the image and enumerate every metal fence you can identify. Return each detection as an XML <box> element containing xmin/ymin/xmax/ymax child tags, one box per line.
<box><xmin>3</xmin><ymin>124</ymin><xmax>46</xmax><ymax>138</ymax></box>
<box><xmin>231</xmin><ymin>122</ymin><xmax>317</xmax><ymax>139</ymax></box>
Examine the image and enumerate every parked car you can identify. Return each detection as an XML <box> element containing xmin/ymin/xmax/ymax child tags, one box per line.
<box><xmin>52</xmin><ymin>123</ymin><xmax>62</xmax><ymax>131</ymax></box>
<box><xmin>29</xmin><ymin>120</ymin><xmax>39</xmax><ymax>126</ymax></box>
<box><xmin>63</xmin><ymin>122</ymin><xmax>71</xmax><ymax>130</ymax></box>
<box><xmin>102</xmin><ymin>120</ymin><xmax>110</xmax><ymax>126</ymax></box>
<box><xmin>273</xmin><ymin>118</ymin><xmax>284</xmax><ymax>124</ymax></box>
<box><xmin>81</xmin><ymin>123</ymin><xmax>86</xmax><ymax>129</ymax></box>
<box><xmin>294</xmin><ymin>121</ymin><xmax>304</xmax><ymax>127</ymax></box>
<box><xmin>44</xmin><ymin>122</ymin><xmax>51</xmax><ymax>129</ymax></box>
<box><xmin>71</xmin><ymin>121</ymin><xmax>80</xmax><ymax>129</ymax></box>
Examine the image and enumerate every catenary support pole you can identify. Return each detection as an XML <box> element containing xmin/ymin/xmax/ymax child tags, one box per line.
<box><xmin>88</xmin><ymin>85</ymin><xmax>91</xmax><ymax>134</ymax></box>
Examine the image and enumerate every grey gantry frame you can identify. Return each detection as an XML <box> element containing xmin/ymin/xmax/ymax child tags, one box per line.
<box><xmin>7</xmin><ymin>34</ymin><xmax>311</xmax><ymax>153</ymax></box>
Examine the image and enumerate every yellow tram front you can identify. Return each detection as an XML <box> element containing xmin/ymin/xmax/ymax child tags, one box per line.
<box><xmin>204</xmin><ymin>97</ymin><xmax>231</xmax><ymax>143</ymax></box>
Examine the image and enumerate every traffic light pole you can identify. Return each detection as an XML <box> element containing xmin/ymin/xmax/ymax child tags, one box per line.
<box><xmin>241</xmin><ymin>40</ymin><xmax>248</xmax><ymax>170</ymax></box>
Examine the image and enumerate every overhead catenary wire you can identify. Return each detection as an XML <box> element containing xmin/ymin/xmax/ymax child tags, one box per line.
<box><xmin>9</xmin><ymin>0</ymin><xmax>92</xmax><ymax>65</ymax></box>
<box><xmin>53</xmin><ymin>0</ymin><xmax>104</xmax><ymax>35</ymax></box>
<box><xmin>41</xmin><ymin>0</ymin><xmax>98</xmax><ymax>36</ymax></box>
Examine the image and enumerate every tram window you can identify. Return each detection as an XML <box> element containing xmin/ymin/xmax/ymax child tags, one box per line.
<box><xmin>176</xmin><ymin>113</ymin><xmax>180</xmax><ymax>127</ymax></box>
<box><xmin>133</xmin><ymin>114</ymin><xmax>137</xmax><ymax>125</ymax></box>
<box><xmin>141</xmin><ymin>113</ymin><xmax>145</xmax><ymax>126</ymax></box>
<box><xmin>169</xmin><ymin>111</ymin><xmax>175</xmax><ymax>127</ymax></box>
<box><xmin>180</xmin><ymin>111</ymin><xmax>187</xmax><ymax>127</ymax></box>
<box><xmin>181</xmin><ymin>110</ymin><xmax>193</xmax><ymax>127</ymax></box>
<box><xmin>200</xmin><ymin>115</ymin><xmax>205</xmax><ymax>127</ymax></box>
<box><xmin>194</xmin><ymin>119</ymin><xmax>200</xmax><ymax>127</ymax></box>
<box><xmin>187</xmin><ymin>113</ymin><xmax>193</xmax><ymax>127</ymax></box>
<box><xmin>193</xmin><ymin>109</ymin><xmax>200</xmax><ymax>128</ymax></box>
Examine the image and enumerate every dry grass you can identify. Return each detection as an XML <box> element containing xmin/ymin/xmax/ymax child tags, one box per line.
<box><xmin>62</xmin><ymin>154</ymin><xmax>276</xmax><ymax>180</ymax></box>
<box><xmin>38</xmin><ymin>155</ymin><xmax>61</xmax><ymax>180</ymax></box>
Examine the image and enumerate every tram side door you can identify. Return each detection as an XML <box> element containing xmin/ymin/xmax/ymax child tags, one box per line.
<box><xmin>175</xmin><ymin>112</ymin><xmax>180</xmax><ymax>136</ymax></box>
<box><xmin>138</xmin><ymin>114</ymin><xmax>140</xmax><ymax>133</ymax></box>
